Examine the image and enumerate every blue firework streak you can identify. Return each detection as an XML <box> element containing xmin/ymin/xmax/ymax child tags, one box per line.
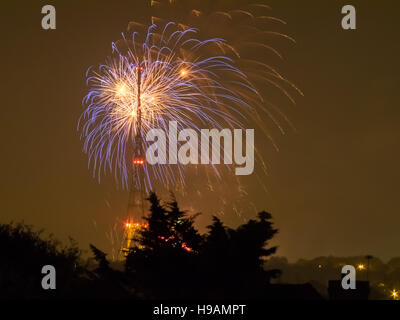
<box><xmin>79</xmin><ymin>22</ymin><xmax>261</xmax><ymax>190</ymax></box>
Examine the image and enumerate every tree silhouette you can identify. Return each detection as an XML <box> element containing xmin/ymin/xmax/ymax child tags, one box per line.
<box><xmin>0</xmin><ymin>222</ymin><xmax>82</xmax><ymax>298</ymax></box>
<box><xmin>89</xmin><ymin>244</ymin><xmax>110</xmax><ymax>274</ymax></box>
<box><xmin>126</xmin><ymin>192</ymin><xmax>201</xmax><ymax>298</ymax></box>
<box><xmin>197</xmin><ymin>212</ymin><xmax>280</xmax><ymax>298</ymax></box>
<box><xmin>88</xmin><ymin>244</ymin><xmax>131</xmax><ymax>298</ymax></box>
<box><xmin>125</xmin><ymin>193</ymin><xmax>280</xmax><ymax>299</ymax></box>
<box><xmin>165</xmin><ymin>195</ymin><xmax>203</xmax><ymax>252</ymax></box>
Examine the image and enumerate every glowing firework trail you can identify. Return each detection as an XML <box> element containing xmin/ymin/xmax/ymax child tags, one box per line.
<box><xmin>79</xmin><ymin>22</ymin><xmax>261</xmax><ymax>190</ymax></box>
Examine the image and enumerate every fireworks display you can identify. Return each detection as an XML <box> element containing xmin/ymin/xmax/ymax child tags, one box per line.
<box><xmin>79</xmin><ymin>22</ymin><xmax>263</xmax><ymax>191</ymax></box>
<box><xmin>79</xmin><ymin>1</ymin><xmax>301</xmax><ymax>259</ymax></box>
<box><xmin>3</xmin><ymin>0</ymin><xmax>400</xmax><ymax>302</ymax></box>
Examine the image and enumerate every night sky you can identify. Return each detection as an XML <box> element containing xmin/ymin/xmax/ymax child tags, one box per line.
<box><xmin>1</xmin><ymin>0</ymin><xmax>399</xmax><ymax>261</ymax></box>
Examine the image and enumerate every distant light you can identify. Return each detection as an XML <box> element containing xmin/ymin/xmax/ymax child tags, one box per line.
<box><xmin>180</xmin><ymin>70</ymin><xmax>187</xmax><ymax>76</ymax></box>
<box><xmin>391</xmin><ymin>289</ymin><xmax>399</xmax><ymax>300</ymax></box>
<box><xmin>134</xmin><ymin>158</ymin><xmax>145</xmax><ymax>165</ymax></box>
<box><xmin>182</xmin><ymin>243</ymin><xmax>193</xmax><ymax>252</ymax></box>
<box><xmin>357</xmin><ymin>264</ymin><xmax>366</xmax><ymax>271</ymax></box>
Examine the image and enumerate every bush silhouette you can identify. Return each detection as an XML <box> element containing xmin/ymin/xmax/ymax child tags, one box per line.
<box><xmin>0</xmin><ymin>223</ymin><xmax>82</xmax><ymax>298</ymax></box>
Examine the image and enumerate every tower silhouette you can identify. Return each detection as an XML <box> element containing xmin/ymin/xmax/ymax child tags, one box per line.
<box><xmin>120</xmin><ymin>65</ymin><xmax>147</xmax><ymax>257</ymax></box>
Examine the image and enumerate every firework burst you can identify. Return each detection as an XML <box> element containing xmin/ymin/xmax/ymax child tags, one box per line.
<box><xmin>79</xmin><ymin>22</ymin><xmax>262</xmax><ymax>190</ymax></box>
